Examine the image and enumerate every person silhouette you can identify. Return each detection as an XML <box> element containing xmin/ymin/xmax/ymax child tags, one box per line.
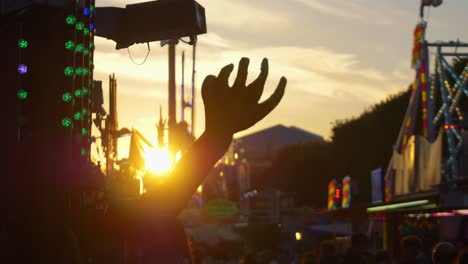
<box><xmin>3</xmin><ymin>57</ymin><xmax>286</xmax><ymax>264</ymax></box>
<box><xmin>117</xmin><ymin>57</ymin><xmax>287</xmax><ymax>263</ymax></box>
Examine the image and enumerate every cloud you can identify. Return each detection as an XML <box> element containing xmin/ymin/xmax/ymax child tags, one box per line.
<box><xmin>292</xmin><ymin>0</ymin><xmax>399</xmax><ymax>26</ymax></box>
<box><xmin>91</xmin><ymin>0</ymin><xmax>418</xmax><ymax>140</ymax></box>
<box><xmin>215</xmin><ymin>46</ymin><xmax>395</xmax><ymax>101</ymax></box>
<box><xmin>198</xmin><ymin>33</ymin><xmax>232</xmax><ymax>49</ymax></box>
<box><xmin>198</xmin><ymin>0</ymin><xmax>291</xmax><ymax>32</ymax></box>
<box><xmin>293</xmin><ymin>0</ymin><xmax>353</xmax><ymax>18</ymax></box>
<box><xmin>95</xmin><ymin>34</ymin><xmax>404</xmax><ymax>104</ymax></box>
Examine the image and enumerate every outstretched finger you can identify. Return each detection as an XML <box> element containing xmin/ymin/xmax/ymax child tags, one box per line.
<box><xmin>233</xmin><ymin>57</ymin><xmax>249</xmax><ymax>90</ymax></box>
<box><xmin>255</xmin><ymin>77</ymin><xmax>287</xmax><ymax>121</ymax></box>
<box><xmin>217</xmin><ymin>64</ymin><xmax>234</xmax><ymax>86</ymax></box>
<box><xmin>248</xmin><ymin>58</ymin><xmax>269</xmax><ymax>102</ymax></box>
<box><xmin>201</xmin><ymin>75</ymin><xmax>217</xmax><ymax>102</ymax></box>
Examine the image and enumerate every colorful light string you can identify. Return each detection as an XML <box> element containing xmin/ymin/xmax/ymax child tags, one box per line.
<box><xmin>17</xmin><ymin>26</ymin><xmax>29</xmax><ymax>104</ymax></box>
<box><xmin>437</xmin><ymin>55</ymin><xmax>459</xmax><ymax>180</ymax></box>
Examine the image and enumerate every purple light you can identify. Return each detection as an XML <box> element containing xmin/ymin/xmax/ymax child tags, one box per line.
<box><xmin>18</xmin><ymin>64</ymin><xmax>28</xmax><ymax>74</ymax></box>
<box><xmin>84</xmin><ymin>8</ymin><xmax>90</xmax><ymax>16</ymax></box>
<box><xmin>89</xmin><ymin>23</ymin><xmax>94</xmax><ymax>31</ymax></box>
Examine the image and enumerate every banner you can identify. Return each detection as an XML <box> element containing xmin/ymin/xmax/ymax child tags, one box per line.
<box><xmin>128</xmin><ymin>129</ymin><xmax>154</xmax><ymax>169</ymax></box>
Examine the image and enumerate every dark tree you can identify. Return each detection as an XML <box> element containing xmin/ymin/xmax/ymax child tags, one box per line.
<box><xmin>331</xmin><ymin>89</ymin><xmax>411</xmax><ymax>203</ymax></box>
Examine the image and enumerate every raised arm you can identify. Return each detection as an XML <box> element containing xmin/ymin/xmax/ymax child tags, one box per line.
<box><xmin>143</xmin><ymin>58</ymin><xmax>287</xmax><ymax>217</ymax></box>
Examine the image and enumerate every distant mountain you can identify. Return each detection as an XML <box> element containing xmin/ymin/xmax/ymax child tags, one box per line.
<box><xmin>235</xmin><ymin>125</ymin><xmax>323</xmax><ymax>155</ymax></box>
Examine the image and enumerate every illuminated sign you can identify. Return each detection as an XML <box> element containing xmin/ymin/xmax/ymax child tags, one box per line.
<box><xmin>342</xmin><ymin>176</ymin><xmax>351</xmax><ymax>208</ymax></box>
<box><xmin>328</xmin><ymin>180</ymin><xmax>336</xmax><ymax>210</ymax></box>
<box><xmin>204</xmin><ymin>198</ymin><xmax>238</xmax><ymax>219</ymax></box>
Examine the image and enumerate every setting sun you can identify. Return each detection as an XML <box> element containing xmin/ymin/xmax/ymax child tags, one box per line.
<box><xmin>144</xmin><ymin>148</ymin><xmax>172</xmax><ymax>174</ymax></box>
<box><xmin>143</xmin><ymin>147</ymin><xmax>182</xmax><ymax>175</ymax></box>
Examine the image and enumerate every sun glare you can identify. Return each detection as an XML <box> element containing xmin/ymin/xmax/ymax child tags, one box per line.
<box><xmin>144</xmin><ymin>148</ymin><xmax>173</xmax><ymax>174</ymax></box>
<box><xmin>144</xmin><ymin>148</ymin><xmax>182</xmax><ymax>175</ymax></box>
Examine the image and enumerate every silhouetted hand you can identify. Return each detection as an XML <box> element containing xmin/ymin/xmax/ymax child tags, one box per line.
<box><xmin>133</xmin><ymin>58</ymin><xmax>287</xmax><ymax>218</ymax></box>
<box><xmin>202</xmin><ymin>57</ymin><xmax>287</xmax><ymax>137</ymax></box>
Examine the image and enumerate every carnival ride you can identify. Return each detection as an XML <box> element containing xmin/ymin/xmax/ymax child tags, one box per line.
<box><xmin>387</xmin><ymin>0</ymin><xmax>468</xmax><ymax>198</ymax></box>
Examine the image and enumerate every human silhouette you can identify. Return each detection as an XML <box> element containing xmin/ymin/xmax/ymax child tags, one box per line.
<box><xmin>399</xmin><ymin>235</ymin><xmax>430</xmax><ymax>264</ymax></box>
<box><xmin>115</xmin><ymin>57</ymin><xmax>287</xmax><ymax>263</ymax></box>
<box><xmin>1</xmin><ymin>57</ymin><xmax>286</xmax><ymax>264</ymax></box>
<box><xmin>432</xmin><ymin>242</ymin><xmax>457</xmax><ymax>264</ymax></box>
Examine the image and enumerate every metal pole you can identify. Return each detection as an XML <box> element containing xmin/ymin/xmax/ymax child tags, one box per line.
<box><xmin>440</xmin><ymin>52</ymin><xmax>468</xmax><ymax>57</ymax></box>
<box><xmin>426</xmin><ymin>42</ymin><xmax>468</xmax><ymax>47</ymax></box>
<box><xmin>191</xmin><ymin>42</ymin><xmax>196</xmax><ymax>136</ymax></box>
<box><xmin>419</xmin><ymin>1</ymin><xmax>424</xmax><ymax>19</ymax></box>
<box><xmin>168</xmin><ymin>41</ymin><xmax>176</xmax><ymax>152</ymax></box>
<box><xmin>181</xmin><ymin>51</ymin><xmax>185</xmax><ymax>122</ymax></box>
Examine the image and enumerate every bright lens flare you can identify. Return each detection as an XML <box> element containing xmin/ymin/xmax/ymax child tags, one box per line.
<box><xmin>144</xmin><ymin>148</ymin><xmax>172</xmax><ymax>174</ymax></box>
<box><xmin>144</xmin><ymin>148</ymin><xmax>182</xmax><ymax>175</ymax></box>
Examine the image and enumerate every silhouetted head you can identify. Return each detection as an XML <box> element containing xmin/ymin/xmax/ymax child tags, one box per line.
<box><xmin>401</xmin><ymin>235</ymin><xmax>422</xmax><ymax>260</ymax></box>
<box><xmin>432</xmin><ymin>242</ymin><xmax>457</xmax><ymax>264</ymax></box>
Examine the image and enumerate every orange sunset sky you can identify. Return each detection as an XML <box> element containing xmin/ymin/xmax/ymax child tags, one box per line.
<box><xmin>92</xmin><ymin>0</ymin><xmax>468</xmax><ymax>159</ymax></box>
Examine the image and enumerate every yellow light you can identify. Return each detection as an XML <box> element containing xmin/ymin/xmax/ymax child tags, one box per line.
<box><xmin>234</xmin><ymin>153</ymin><xmax>239</xmax><ymax>160</ymax></box>
<box><xmin>144</xmin><ymin>147</ymin><xmax>172</xmax><ymax>175</ymax></box>
<box><xmin>219</xmin><ymin>171</ymin><xmax>224</xmax><ymax>177</ymax></box>
<box><xmin>455</xmin><ymin>209</ymin><xmax>468</xmax><ymax>215</ymax></box>
<box><xmin>295</xmin><ymin>232</ymin><xmax>302</xmax><ymax>241</ymax></box>
<box><xmin>176</xmin><ymin>151</ymin><xmax>182</xmax><ymax>162</ymax></box>
<box><xmin>197</xmin><ymin>185</ymin><xmax>203</xmax><ymax>193</ymax></box>
<box><xmin>366</xmin><ymin>200</ymin><xmax>430</xmax><ymax>213</ymax></box>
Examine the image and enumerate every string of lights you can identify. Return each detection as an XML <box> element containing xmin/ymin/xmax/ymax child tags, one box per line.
<box><xmin>437</xmin><ymin>55</ymin><xmax>458</xmax><ymax>179</ymax></box>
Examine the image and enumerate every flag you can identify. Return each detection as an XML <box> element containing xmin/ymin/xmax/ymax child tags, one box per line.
<box><xmin>128</xmin><ymin>129</ymin><xmax>154</xmax><ymax>170</ymax></box>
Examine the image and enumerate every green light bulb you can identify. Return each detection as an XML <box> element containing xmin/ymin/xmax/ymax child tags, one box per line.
<box><xmin>75</xmin><ymin>67</ymin><xmax>83</xmax><ymax>76</ymax></box>
<box><xmin>76</xmin><ymin>22</ymin><xmax>84</xmax><ymax>31</ymax></box>
<box><xmin>65</xmin><ymin>15</ymin><xmax>76</xmax><ymax>25</ymax></box>
<box><xmin>82</xmin><ymin>68</ymin><xmax>89</xmax><ymax>75</ymax></box>
<box><xmin>75</xmin><ymin>44</ymin><xmax>84</xmax><ymax>52</ymax></box>
<box><xmin>89</xmin><ymin>41</ymin><xmax>94</xmax><ymax>48</ymax></box>
<box><xmin>81</xmin><ymin>148</ymin><xmax>87</xmax><ymax>156</ymax></box>
<box><xmin>64</xmin><ymin>66</ymin><xmax>74</xmax><ymax>76</ymax></box>
<box><xmin>82</xmin><ymin>128</ymin><xmax>88</xmax><ymax>136</ymax></box>
<box><xmin>17</xmin><ymin>89</ymin><xmax>28</xmax><ymax>100</ymax></box>
<box><xmin>65</xmin><ymin>40</ymin><xmax>75</xmax><ymax>50</ymax></box>
<box><xmin>83</xmin><ymin>48</ymin><xmax>89</xmax><ymax>56</ymax></box>
<box><xmin>83</xmin><ymin>28</ymin><xmax>90</xmax><ymax>35</ymax></box>
<box><xmin>82</xmin><ymin>108</ymin><xmax>89</xmax><ymax>115</ymax></box>
<box><xmin>61</xmin><ymin>117</ymin><xmax>72</xmax><ymax>128</ymax></box>
<box><xmin>74</xmin><ymin>89</ymin><xmax>83</xmax><ymax>97</ymax></box>
<box><xmin>18</xmin><ymin>39</ymin><xmax>28</xmax><ymax>48</ymax></box>
<box><xmin>62</xmin><ymin>92</ymin><xmax>72</xmax><ymax>102</ymax></box>
<box><xmin>74</xmin><ymin>112</ymin><xmax>83</xmax><ymax>120</ymax></box>
<box><xmin>90</xmin><ymin>5</ymin><xmax>95</xmax><ymax>12</ymax></box>
<box><xmin>82</xmin><ymin>87</ymin><xmax>89</xmax><ymax>95</ymax></box>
